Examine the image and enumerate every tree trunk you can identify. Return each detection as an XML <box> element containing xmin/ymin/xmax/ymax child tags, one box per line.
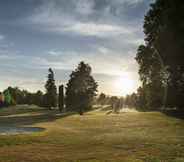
<box><xmin>59</xmin><ymin>85</ymin><xmax>64</xmax><ymax>112</ymax></box>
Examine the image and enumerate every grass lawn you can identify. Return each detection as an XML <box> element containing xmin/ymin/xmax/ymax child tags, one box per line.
<box><xmin>0</xmin><ymin>105</ymin><xmax>184</xmax><ymax>162</ymax></box>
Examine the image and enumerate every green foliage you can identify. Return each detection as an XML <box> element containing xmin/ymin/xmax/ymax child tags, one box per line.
<box><xmin>2</xmin><ymin>87</ymin><xmax>44</xmax><ymax>107</ymax></box>
<box><xmin>125</xmin><ymin>93</ymin><xmax>138</xmax><ymax>108</ymax></box>
<box><xmin>4</xmin><ymin>87</ymin><xmax>21</xmax><ymax>105</ymax></box>
<box><xmin>45</xmin><ymin>68</ymin><xmax>57</xmax><ymax>109</ymax></box>
<box><xmin>65</xmin><ymin>61</ymin><xmax>98</xmax><ymax>115</ymax></box>
<box><xmin>135</xmin><ymin>45</ymin><xmax>165</xmax><ymax>110</ymax></box>
<box><xmin>3</xmin><ymin>89</ymin><xmax>12</xmax><ymax>106</ymax></box>
<box><xmin>143</xmin><ymin>0</ymin><xmax>184</xmax><ymax>109</ymax></box>
<box><xmin>136</xmin><ymin>87</ymin><xmax>147</xmax><ymax>110</ymax></box>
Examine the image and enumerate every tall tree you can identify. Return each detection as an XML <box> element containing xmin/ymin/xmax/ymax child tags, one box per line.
<box><xmin>65</xmin><ymin>61</ymin><xmax>98</xmax><ymax>115</ymax></box>
<box><xmin>136</xmin><ymin>87</ymin><xmax>147</xmax><ymax>110</ymax></box>
<box><xmin>143</xmin><ymin>0</ymin><xmax>184</xmax><ymax>109</ymax></box>
<box><xmin>135</xmin><ymin>45</ymin><xmax>165</xmax><ymax>110</ymax></box>
<box><xmin>45</xmin><ymin>68</ymin><xmax>57</xmax><ymax>109</ymax></box>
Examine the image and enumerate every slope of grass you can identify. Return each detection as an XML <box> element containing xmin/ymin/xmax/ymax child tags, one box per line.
<box><xmin>0</xmin><ymin>105</ymin><xmax>184</xmax><ymax>162</ymax></box>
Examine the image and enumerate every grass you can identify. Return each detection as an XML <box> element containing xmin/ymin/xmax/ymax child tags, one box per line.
<box><xmin>0</xmin><ymin>105</ymin><xmax>184</xmax><ymax>162</ymax></box>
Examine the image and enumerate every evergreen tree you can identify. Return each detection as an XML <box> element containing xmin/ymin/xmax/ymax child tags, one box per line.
<box><xmin>65</xmin><ymin>61</ymin><xmax>98</xmax><ymax>115</ymax></box>
<box><xmin>45</xmin><ymin>68</ymin><xmax>57</xmax><ymax>109</ymax></box>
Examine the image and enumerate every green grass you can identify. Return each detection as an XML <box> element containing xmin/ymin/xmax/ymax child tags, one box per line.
<box><xmin>0</xmin><ymin>105</ymin><xmax>184</xmax><ymax>162</ymax></box>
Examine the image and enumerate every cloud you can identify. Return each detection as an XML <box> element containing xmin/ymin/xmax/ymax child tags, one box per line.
<box><xmin>31</xmin><ymin>46</ymin><xmax>139</xmax><ymax>78</ymax></box>
<box><xmin>0</xmin><ymin>75</ymin><xmax>45</xmax><ymax>92</ymax></box>
<box><xmin>75</xmin><ymin>0</ymin><xmax>95</xmax><ymax>15</ymax></box>
<box><xmin>0</xmin><ymin>47</ymin><xmax>22</xmax><ymax>61</ymax></box>
<box><xmin>0</xmin><ymin>35</ymin><xmax>5</xmax><ymax>41</ymax></box>
<box><xmin>0</xmin><ymin>54</ymin><xmax>15</xmax><ymax>60</ymax></box>
<box><xmin>26</xmin><ymin>0</ymin><xmax>140</xmax><ymax>38</ymax></box>
<box><xmin>62</xmin><ymin>22</ymin><xmax>132</xmax><ymax>37</ymax></box>
<box><xmin>113</xmin><ymin>0</ymin><xmax>144</xmax><ymax>5</ymax></box>
<box><xmin>48</xmin><ymin>50</ymin><xmax>61</xmax><ymax>56</ymax></box>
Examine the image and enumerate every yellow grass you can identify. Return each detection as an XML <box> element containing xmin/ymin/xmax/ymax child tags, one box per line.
<box><xmin>0</xmin><ymin>105</ymin><xmax>184</xmax><ymax>162</ymax></box>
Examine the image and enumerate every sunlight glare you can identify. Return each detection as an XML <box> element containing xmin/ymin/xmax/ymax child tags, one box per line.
<box><xmin>114</xmin><ymin>76</ymin><xmax>135</xmax><ymax>96</ymax></box>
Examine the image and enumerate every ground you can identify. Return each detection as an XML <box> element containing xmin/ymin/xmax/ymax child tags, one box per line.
<box><xmin>0</xmin><ymin>105</ymin><xmax>184</xmax><ymax>162</ymax></box>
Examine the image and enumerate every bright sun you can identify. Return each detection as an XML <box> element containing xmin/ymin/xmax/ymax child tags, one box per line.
<box><xmin>114</xmin><ymin>77</ymin><xmax>135</xmax><ymax>96</ymax></box>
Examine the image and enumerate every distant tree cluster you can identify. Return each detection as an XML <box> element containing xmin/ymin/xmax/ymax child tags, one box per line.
<box><xmin>0</xmin><ymin>87</ymin><xmax>45</xmax><ymax>108</ymax></box>
<box><xmin>0</xmin><ymin>69</ymin><xmax>57</xmax><ymax>109</ymax></box>
<box><xmin>136</xmin><ymin>0</ymin><xmax>184</xmax><ymax>111</ymax></box>
<box><xmin>96</xmin><ymin>93</ymin><xmax>139</xmax><ymax>112</ymax></box>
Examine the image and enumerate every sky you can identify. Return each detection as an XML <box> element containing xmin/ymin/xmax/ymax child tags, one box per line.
<box><xmin>0</xmin><ymin>0</ymin><xmax>153</xmax><ymax>96</ymax></box>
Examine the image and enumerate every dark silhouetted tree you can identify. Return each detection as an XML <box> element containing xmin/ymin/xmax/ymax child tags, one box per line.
<box><xmin>97</xmin><ymin>93</ymin><xmax>106</xmax><ymax>105</ymax></box>
<box><xmin>58</xmin><ymin>85</ymin><xmax>64</xmax><ymax>112</ymax></box>
<box><xmin>135</xmin><ymin>45</ymin><xmax>165</xmax><ymax>110</ymax></box>
<box><xmin>45</xmin><ymin>68</ymin><xmax>57</xmax><ymax>109</ymax></box>
<box><xmin>34</xmin><ymin>90</ymin><xmax>44</xmax><ymax>107</ymax></box>
<box><xmin>65</xmin><ymin>61</ymin><xmax>98</xmax><ymax>115</ymax></box>
<box><xmin>143</xmin><ymin>0</ymin><xmax>184</xmax><ymax>109</ymax></box>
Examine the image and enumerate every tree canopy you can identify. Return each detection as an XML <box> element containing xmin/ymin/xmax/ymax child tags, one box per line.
<box><xmin>65</xmin><ymin>61</ymin><xmax>98</xmax><ymax>115</ymax></box>
<box><xmin>44</xmin><ymin>68</ymin><xmax>57</xmax><ymax>109</ymax></box>
<box><xmin>136</xmin><ymin>0</ymin><xmax>184</xmax><ymax>110</ymax></box>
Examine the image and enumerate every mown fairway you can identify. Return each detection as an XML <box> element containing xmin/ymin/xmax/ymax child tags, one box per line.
<box><xmin>0</xmin><ymin>105</ymin><xmax>184</xmax><ymax>162</ymax></box>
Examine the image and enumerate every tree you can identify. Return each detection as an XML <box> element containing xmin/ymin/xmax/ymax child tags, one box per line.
<box><xmin>97</xmin><ymin>93</ymin><xmax>106</xmax><ymax>105</ymax></box>
<box><xmin>0</xmin><ymin>92</ymin><xmax>4</xmax><ymax>108</ymax></box>
<box><xmin>34</xmin><ymin>90</ymin><xmax>44</xmax><ymax>107</ymax></box>
<box><xmin>45</xmin><ymin>68</ymin><xmax>57</xmax><ymax>109</ymax></box>
<box><xmin>124</xmin><ymin>93</ymin><xmax>138</xmax><ymax>108</ymax></box>
<box><xmin>109</xmin><ymin>96</ymin><xmax>121</xmax><ymax>113</ymax></box>
<box><xmin>143</xmin><ymin>0</ymin><xmax>184</xmax><ymax>109</ymax></box>
<box><xmin>0</xmin><ymin>87</ymin><xmax>44</xmax><ymax>107</ymax></box>
<box><xmin>135</xmin><ymin>45</ymin><xmax>165</xmax><ymax>110</ymax></box>
<box><xmin>58</xmin><ymin>85</ymin><xmax>64</xmax><ymax>112</ymax></box>
<box><xmin>65</xmin><ymin>61</ymin><xmax>98</xmax><ymax>115</ymax></box>
<box><xmin>4</xmin><ymin>87</ymin><xmax>22</xmax><ymax>105</ymax></box>
<box><xmin>136</xmin><ymin>87</ymin><xmax>147</xmax><ymax>110</ymax></box>
<box><xmin>3</xmin><ymin>89</ymin><xmax>13</xmax><ymax>106</ymax></box>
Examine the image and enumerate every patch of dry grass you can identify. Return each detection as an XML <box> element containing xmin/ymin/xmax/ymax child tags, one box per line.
<box><xmin>0</xmin><ymin>106</ymin><xmax>184</xmax><ymax>162</ymax></box>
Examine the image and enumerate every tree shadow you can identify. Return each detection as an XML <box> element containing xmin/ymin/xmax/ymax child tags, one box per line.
<box><xmin>0</xmin><ymin>110</ymin><xmax>76</xmax><ymax>127</ymax></box>
<box><xmin>163</xmin><ymin>110</ymin><xmax>184</xmax><ymax>120</ymax></box>
<box><xmin>0</xmin><ymin>105</ymin><xmax>46</xmax><ymax>116</ymax></box>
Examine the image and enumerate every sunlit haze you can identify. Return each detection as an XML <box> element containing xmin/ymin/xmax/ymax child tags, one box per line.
<box><xmin>114</xmin><ymin>76</ymin><xmax>137</xmax><ymax>96</ymax></box>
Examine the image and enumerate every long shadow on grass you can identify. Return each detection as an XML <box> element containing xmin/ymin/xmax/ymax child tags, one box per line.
<box><xmin>0</xmin><ymin>105</ymin><xmax>46</xmax><ymax>116</ymax></box>
<box><xmin>0</xmin><ymin>111</ymin><xmax>76</xmax><ymax>127</ymax></box>
<box><xmin>163</xmin><ymin>110</ymin><xmax>184</xmax><ymax>120</ymax></box>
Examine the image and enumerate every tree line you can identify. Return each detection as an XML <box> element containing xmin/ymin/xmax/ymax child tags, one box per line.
<box><xmin>96</xmin><ymin>0</ymin><xmax>184</xmax><ymax>112</ymax></box>
<box><xmin>0</xmin><ymin>87</ymin><xmax>44</xmax><ymax>107</ymax></box>
<box><xmin>0</xmin><ymin>61</ymin><xmax>98</xmax><ymax>115</ymax></box>
<box><xmin>96</xmin><ymin>93</ymin><xmax>138</xmax><ymax>112</ymax></box>
<box><xmin>135</xmin><ymin>0</ymin><xmax>184</xmax><ymax>111</ymax></box>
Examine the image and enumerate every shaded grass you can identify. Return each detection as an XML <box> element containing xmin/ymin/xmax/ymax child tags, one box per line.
<box><xmin>0</xmin><ymin>105</ymin><xmax>184</xmax><ymax>162</ymax></box>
